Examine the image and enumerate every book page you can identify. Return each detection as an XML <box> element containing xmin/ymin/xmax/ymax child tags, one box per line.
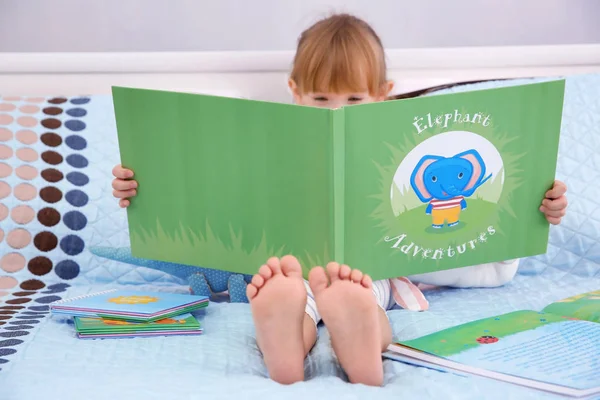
<box><xmin>400</xmin><ymin>310</ymin><xmax>600</xmax><ymax>390</ymax></box>
<box><xmin>112</xmin><ymin>87</ymin><xmax>335</xmax><ymax>277</ymax></box>
<box><xmin>542</xmin><ymin>290</ymin><xmax>600</xmax><ymax>322</ymax></box>
<box><xmin>341</xmin><ymin>80</ymin><xmax>564</xmax><ymax>280</ymax></box>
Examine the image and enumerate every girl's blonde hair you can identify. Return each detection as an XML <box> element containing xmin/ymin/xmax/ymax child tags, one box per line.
<box><xmin>290</xmin><ymin>13</ymin><xmax>387</xmax><ymax>96</ymax></box>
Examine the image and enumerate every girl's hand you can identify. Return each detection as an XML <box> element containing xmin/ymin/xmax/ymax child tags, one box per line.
<box><xmin>540</xmin><ymin>180</ymin><xmax>567</xmax><ymax>225</ymax></box>
<box><xmin>112</xmin><ymin>164</ymin><xmax>137</xmax><ymax>208</ymax></box>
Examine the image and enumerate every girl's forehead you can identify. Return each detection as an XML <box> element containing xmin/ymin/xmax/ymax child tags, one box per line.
<box><xmin>309</xmin><ymin>90</ymin><xmax>370</xmax><ymax>95</ymax></box>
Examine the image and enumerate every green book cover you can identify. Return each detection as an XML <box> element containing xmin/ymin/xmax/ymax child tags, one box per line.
<box><xmin>112</xmin><ymin>80</ymin><xmax>565</xmax><ymax>280</ymax></box>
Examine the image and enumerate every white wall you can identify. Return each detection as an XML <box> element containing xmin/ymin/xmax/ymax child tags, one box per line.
<box><xmin>1</xmin><ymin>0</ymin><xmax>599</xmax><ymax>52</ymax></box>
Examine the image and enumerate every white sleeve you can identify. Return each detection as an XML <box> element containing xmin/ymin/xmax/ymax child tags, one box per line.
<box><xmin>407</xmin><ymin>259</ymin><xmax>520</xmax><ymax>288</ymax></box>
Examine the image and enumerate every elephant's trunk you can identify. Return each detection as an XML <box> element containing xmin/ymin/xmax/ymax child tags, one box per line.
<box><xmin>443</xmin><ymin>185</ymin><xmax>461</xmax><ymax>196</ymax></box>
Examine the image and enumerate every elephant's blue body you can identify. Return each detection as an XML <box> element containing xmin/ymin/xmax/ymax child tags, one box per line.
<box><xmin>89</xmin><ymin>246</ymin><xmax>253</xmax><ymax>303</ymax></box>
<box><xmin>410</xmin><ymin>149</ymin><xmax>491</xmax><ymax>228</ymax></box>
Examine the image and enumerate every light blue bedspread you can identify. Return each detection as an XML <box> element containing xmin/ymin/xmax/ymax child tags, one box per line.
<box><xmin>1</xmin><ymin>74</ymin><xmax>599</xmax><ymax>400</ymax></box>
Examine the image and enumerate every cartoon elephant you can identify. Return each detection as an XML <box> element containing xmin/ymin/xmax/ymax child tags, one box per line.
<box><xmin>410</xmin><ymin>149</ymin><xmax>492</xmax><ymax>228</ymax></box>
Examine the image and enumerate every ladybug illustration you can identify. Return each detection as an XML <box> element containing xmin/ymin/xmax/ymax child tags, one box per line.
<box><xmin>476</xmin><ymin>335</ymin><xmax>499</xmax><ymax>344</ymax></box>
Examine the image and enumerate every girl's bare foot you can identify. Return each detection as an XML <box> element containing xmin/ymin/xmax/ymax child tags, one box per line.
<box><xmin>309</xmin><ymin>263</ymin><xmax>384</xmax><ymax>386</ymax></box>
<box><xmin>247</xmin><ymin>255</ymin><xmax>307</xmax><ymax>384</ymax></box>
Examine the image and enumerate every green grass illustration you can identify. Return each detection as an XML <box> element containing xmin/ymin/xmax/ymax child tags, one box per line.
<box><xmin>131</xmin><ymin>220</ymin><xmax>328</xmax><ymax>277</ymax></box>
<box><xmin>474</xmin><ymin>167</ymin><xmax>504</xmax><ymax>203</ymax></box>
<box><xmin>400</xmin><ymin>310</ymin><xmax>566</xmax><ymax>357</ymax></box>
<box><xmin>542</xmin><ymin>291</ymin><xmax>600</xmax><ymax>323</ymax></box>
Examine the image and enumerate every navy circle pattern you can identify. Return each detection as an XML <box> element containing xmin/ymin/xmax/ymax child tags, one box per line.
<box><xmin>70</xmin><ymin>97</ymin><xmax>90</xmax><ymax>105</ymax></box>
<box><xmin>63</xmin><ymin>211</ymin><xmax>87</xmax><ymax>231</ymax></box>
<box><xmin>65</xmin><ymin>190</ymin><xmax>88</xmax><ymax>207</ymax></box>
<box><xmin>66</xmin><ymin>108</ymin><xmax>87</xmax><ymax>117</ymax></box>
<box><xmin>66</xmin><ymin>172</ymin><xmax>89</xmax><ymax>186</ymax></box>
<box><xmin>66</xmin><ymin>154</ymin><xmax>89</xmax><ymax>168</ymax></box>
<box><xmin>64</xmin><ymin>120</ymin><xmax>86</xmax><ymax>132</ymax></box>
<box><xmin>65</xmin><ymin>135</ymin><xmax>87</xmax><ymax>150</ymax></box>
<box><xmin>60</xmin><ymin>235</ymin><xmax>85</xmax><ymax>255</ymax></box>
<box><xmin>55</xmin><ymin>260</ymin><xmax>81</xmax><ymax>280</ymax></box>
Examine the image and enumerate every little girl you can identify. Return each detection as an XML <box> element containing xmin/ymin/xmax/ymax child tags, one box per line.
<box><xmin>111</xmin><ymin>13</ymin><xmax>568</xmax><ymax>386</ymax></box>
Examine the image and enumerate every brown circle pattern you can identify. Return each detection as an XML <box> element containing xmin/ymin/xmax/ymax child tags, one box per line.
<box><xmin>37</xmin><ymin>208</ymin><xmax>61</xmax><ymax>227</ymax></box>
<box><xmin>0</xmin><ymin>305</ymin><xmax>24</xmax><ymax>310</ymax></box>
<box><xmin>0</xmin><ymin>311</ymin><xmax>16</xmax><ymax>315</ymax></box>
<box><xmin>41</xmin><ymin>168</ymin><xmax>63</xmax><ymax>183</ymax></box>
<box><xmin>41</xmin><ymin>118</ymin><xmax>61</xmax><ymax>129</ymax></box>
<box><xmin>48</xmin><ymin>97</ymin><xmax>67</xmax><ymax>104</ymax></box>
<box><xmin>34</xmin><ymin>231</ymin><xmax>58</xmax><ymax>252</ymax></box>
<box><xmin>28</xmin><ymin>256</ymin><xmax>53</xmax><ymax>276</ymax></box>
<box><xmin>0</xmin><ymin>97</ymin><xmax>76</xmax><ymax>341</ymax></box>
<box><xmin>20</xmin><ymin>279</ymin><xmax>45</xmax><ymax>290</ymax></box>
<box><xmin>40</xmin><ymin>187</ymin><xmax>62</xmax><ymax>203</ymax></box>
<box><xmin>42</xmin><ymin>107</ymin><xmax>63</xmax><ymax>116</ymax></box>
<box><xmin>6</xmin><ymin>298</ymin><xmax>31</xmax><ymax>305</ymax></box>
<box><xmin>41</xmin><ymin>132</ymin><xmax>62</xmax><ymax>147</ymax></box>
<box><xmin>41</xmin><ymin>151</ymin><xmax>63</xmax><ymax>165</ymax></box>
<box><xmin>12</xmin><ymin>291</ymin><xmax>35</xmax><ymax>297</ymax></box>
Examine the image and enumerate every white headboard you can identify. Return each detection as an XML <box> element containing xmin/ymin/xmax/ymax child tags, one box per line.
<box><xmin>1</xmin><ymin>44</ymin><xmax>599</xmax><ymax>102</ymax></box>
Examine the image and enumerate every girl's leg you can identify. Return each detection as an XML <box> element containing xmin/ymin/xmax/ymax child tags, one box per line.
<box><xmin>309</xmin><ymin>264</ymin><xmax>391</xmax><ymax>386</ymax></box>
<box><xmin>247</xmin><ymin>255</ymin><xmax>317</xmax><ymax>384</ymax></box>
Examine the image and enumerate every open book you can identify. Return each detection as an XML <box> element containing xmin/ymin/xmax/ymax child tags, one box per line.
<box><xmin>112</xmin><ymin>80</ymin><xmax>564</xmax><ymax>280</ymax></box>
<box><xmin>384</xmin><ymin>290</ymin><xmax>600</xmax><ymax>398</ymax></box>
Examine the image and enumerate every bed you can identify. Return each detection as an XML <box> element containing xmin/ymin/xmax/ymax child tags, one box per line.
<box><xmin>0</xmin><ymin>46</ymin><xmax>599</xmax><ymax>400</ymax></box>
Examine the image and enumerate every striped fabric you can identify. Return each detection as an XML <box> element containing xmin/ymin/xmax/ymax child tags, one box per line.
<box><xmin>429</xmin><ymin>196</ymin><xmax>464</xmax><ymax>210</ymax></box>
<box><xmin>390</xmin><ymin>277</ymin><xmax>429</xmax><ymax>311</ymax></box>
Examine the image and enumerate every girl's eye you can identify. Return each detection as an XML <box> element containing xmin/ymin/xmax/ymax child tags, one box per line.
<box><xmin>314</xmin><ymin>97</ymin><xmax>328</xmax><ymax>102</ymax></box>
<box><xmin>348</xmin><ymin>97</ymin><xmax>363</xmax><ymax>102</ymax></box>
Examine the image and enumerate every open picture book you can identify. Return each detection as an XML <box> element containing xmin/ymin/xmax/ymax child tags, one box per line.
<box><xmin>384</xmin><ymin>290</ymin><xmax>600</xmax><ymax>398</ymax></box>
<box><xmin>112</xmin><ymin>80</ymin><xmax>564</xmax><ymax>280</ymax></box>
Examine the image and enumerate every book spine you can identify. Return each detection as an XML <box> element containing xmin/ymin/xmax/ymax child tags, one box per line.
<box><xmin>332</xmin><ymin>108</ymin><xmax>345</xmax><ymax>263</ymax></box>
<box><xmin>50</xmin><ymin>289</ymin><xmax>118</xmax><ymax>307</ymax></box>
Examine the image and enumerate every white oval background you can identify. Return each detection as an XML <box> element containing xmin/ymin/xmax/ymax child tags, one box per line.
<box><xmin>391</xmin><ymin>130</ymin><xmax>505</xmax><ymax>210</ymax></box>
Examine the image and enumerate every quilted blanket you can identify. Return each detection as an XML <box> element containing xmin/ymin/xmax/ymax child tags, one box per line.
<box><xmin>0</xmin><ymin>73</ymin><xmax>599</xmax><ymax>400</ymax></box>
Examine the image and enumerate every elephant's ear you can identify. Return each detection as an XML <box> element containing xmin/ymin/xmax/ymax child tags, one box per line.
<box><xmin>456</xmin><ymin>149</ymin><xmax>486</xmax><ymax>192</ymax></box>
<box><xmin>410</xmin><ymin>155</ymin><xmax>439</xmax><ymax>202</ymax></box>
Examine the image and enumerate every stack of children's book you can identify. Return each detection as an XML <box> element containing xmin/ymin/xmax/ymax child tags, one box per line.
<box><xmin>50</xmin><ymin>289</ymin><xmax>209</xmax><ymax>339</ymax></box>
